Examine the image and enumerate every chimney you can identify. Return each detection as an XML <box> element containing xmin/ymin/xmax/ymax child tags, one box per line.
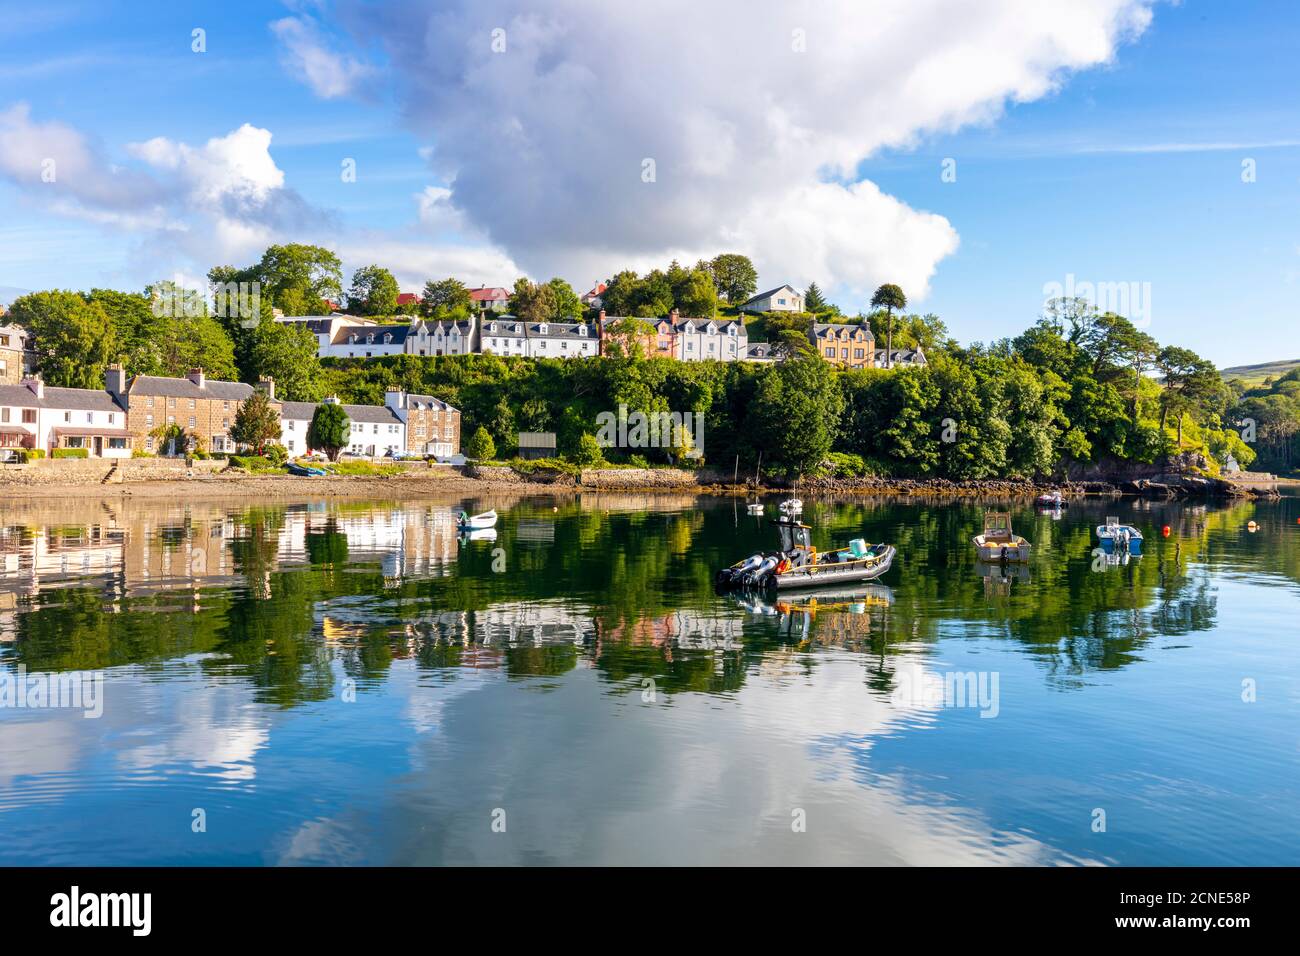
<box><xmin>186</xmin><ymin>367</ymin><xmax>205</xmax><ymax>389</ymax></box>
<box><xmin>384</xmin><ymin>387</ymin><xmax>405</xmax><ymax>410</ymax></box>
<box><xmin>105</xmin><ymin>363</ymin><xmax>126</xmax><ymax>400</ymax></box>
<box><xmin>323</xmin><ymin>395</ymin><xmax>340</xmax><ymax>405</ymax></box>
<box><xmin>257</xmin><ymin>376</ymin><xmax>275</xmax><ymax>401</ymax></box>
<box><xmin>25</xmin><ymin>375</ymin><xmax>43</xmax><ymax>400</ymax></box>
<box><xmin>669</xmin><ymin>308</ymin><xmax>680</xmax><ymax>323</ymax></box>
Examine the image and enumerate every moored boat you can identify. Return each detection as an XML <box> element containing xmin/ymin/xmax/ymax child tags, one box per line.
<box><xmin>457</xmin><ymin>509</ymin><xmax>498</xmax><ymax>531</ymax></box>
<box><xmin>972</xmin><ymin>511</ymin><xmax>1031</xmax><ymax>562</ymax></box>
<box><xmin>715</xmin><ymin>515</ymin><xmax>895</xmax><ymax>591</ymax></box>
<box><xmin>1096</xmin><ymin>516</ymin><xmax>1143</xmax><ymax>554</ymax></box>
<box><xmin>1035</xmin><ymin>491</ymin><xmax>1068</xmax><ymax>508</ymax></box>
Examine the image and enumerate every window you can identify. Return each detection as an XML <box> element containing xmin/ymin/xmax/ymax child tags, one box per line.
<box><xmin>66</xmin><ymin>437</ymin><xmax>84</xmax><ymax>449</ymax></box>
<box><xmin>64</xmin><ymin>411</ymin><xmax>71</xmax><ymax>423</ymax></box>
<box><xmin>825</xmin><ymin>348</ymin><xmax>835</xmax><ymax>357</ymax></box>
<box><xmin>854</xmin><ymin>348</ymin><xmax>864</xmax><ymax>359</ymax></box>
<box><xmin>146</xmin><ymin>396</ymin><xmax>154</xmax><ymax>408</ymax></box>
<box><xmin>287</xmin><ymin>440</ymin><xmax>295</xmax><ymax>451</ymax></box>
<box><xmin>189</xmin><ymin>399</ymin><xmax>195</xmax><ymax>409</ymax></box>
<box><xmin>168</xmin><ymin>398</ymin><xmax>176</xmax><ymax>409</ymax></box>
<box><xmin>188</xmin><ymin>417</ymin><xmax>196</xmax><ymax>428</ymax></box>
<box><xmin>777</xmin><ymin>297</ymin><xmax>786</xmax><ymax>305</ymax></box>
<box><xmin>108</xmin><ymin>413</ymin><xmax>115</xmax><ymax>424</ymax></box>
<box><xmin>22</xmin><ymin>409</ymin><xmax>35</xmax><ymax>424</ymax></box>
<box><xmin>86</xmin><ymin>412</ymin><xmax>93</xmax><ymax>423</ymax></box>
<box><xmin>223</xmin><ymin>401</ymin><xmax>230</xmax><ymax>411</ymax></box>
<box><xmin>841</xmin><ymin>349</ymin><xmax>848</xmax><ymax>358</ymax></box>
<box><xmin>0</xmin><ymin>408</ymin><xmax>7</xmax><ymax>423</ymax></box>
<box><xmin>222</xmin><ymin>419</ymin><xmax>229</xmax><ymax>429</ymax></box>
<box><xmin>0</xmin><ymin>335</ymin><xmax>7</xmax><ymax>346</ymax></box>
<box><xmin>146</xmin><ymin>415</ymin><xmax>154</xmax><ymax>427</ymax></box>
<box><xmin>167</xmin><ymin>415</ymin><xmax>175</xmax><ymax>425</ymax></box>
<box><xmin>109</xmin><ymin>438</ymin><xmax>127</xmax><ymax>450</ymax></box>
<box><xmin>146</xmin><ymin>437</ymin><xmax>154</xmax><ymax>451</ymax></box>
<box><xmin>288</xmin><ymin>421</ymin><xmax>295</xmax><ymax>431</ymax></box>
<box><xmin>0</xmin><ymin>360</ymin><xmax>6</xmax><ymax>375</ymax></box>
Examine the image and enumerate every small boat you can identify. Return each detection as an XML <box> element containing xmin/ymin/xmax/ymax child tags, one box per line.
<box><xmin>1035</xmin><ymin>491</ymin><xmax>1068</xmax><ymax>508</ymax></box>
<box><xmin>457</xmin><ymin>509</ymin><xmax>498</xmax><ymax>531</ymax></box>
<box><xmin>715</xmin><ymin>515</ymin><xmax>895</xmax><ymax>591</ymax></box>
<box><xmin>746</xmin><ymin>502</ymin><xmax>765</xmax><ymax>515</ymax></box>
<box><xmin>972</xmin><ymin>511</ymin><xmax>1031</xmax><ymax>563</ymax></box>
<box><xmin>1097</xmin><ymin>516</ymin><xmax>1143</xmax><ymax>554</ymax></box>
<box><xmin>287</xmin><ymin>462</ymin><xmax>328</xmax><ymax>477</ymax></box>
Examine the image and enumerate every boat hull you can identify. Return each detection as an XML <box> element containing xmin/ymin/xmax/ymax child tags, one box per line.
<box><xmin>972</xmin><ymin>535</ymin><xmax>1031</xmax><ymax>563</ymax></box>
<box><xmin>771</xmin><ymin>546</ymin><xmax>895</xmax><ymax>589</ymax></box>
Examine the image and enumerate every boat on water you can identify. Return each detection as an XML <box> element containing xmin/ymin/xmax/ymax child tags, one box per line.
<box><xmin>457</xmin><ymin>509</ymin><xmax>498</xmax><ymax>531</ymax></box>
<box><xmin>972</xmin><ymin>511</ymin><xmax>1032</xmax><ymax>563</ymax></box>
<box><xmin>1097</xmin><ymin>516</ymin><xmax>1143</xmax><ymax>554</ymax></box>
<box><xmin>746</xmin><ymin>502</ymin><xmax>765</xmax><ymax>515</ymax></box>
<box><xmin>715</xmin><ymin>514</ymin><xmax>895</xmax><ymax>591</ymax></box>
<box><xmin>1035</xmin><ymin>491</ymin><xmax>1068</xmax><ymax>508</ymax></box>
<box><xmin>459</xmin><ymin>527</ymin><xmax>498</xmax><ymax>542</ymax></box>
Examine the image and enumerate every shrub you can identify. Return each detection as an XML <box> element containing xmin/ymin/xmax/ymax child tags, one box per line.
<box><xmin>230</xmin><ymin>454</ymin><xmax>276</xmax><ymax>471</ymax></box>
<box><xmin>263</xmin><ymin>443</ymin><xmax>289</xmax><ymax>466</ymax></box>
<box><xmin>571</xmin><ymin>433</ymin><xmax>604</xmax><ymax>467</ymax></box>
<box><xmin>628</xmin><ymin>454</ymin><xmax>650</xmax><ymax>469</ymax></box>
<box><xmin>131</xmin><ymin>449</ymin><xmax>153</xmax><ymax>458</ymax></box>
<box><xmin>464</xmin><ymin>426</ymin><xmax>495</xmax><ymax>461</ymax></box>
<box><xmin>53</xmin><ymin>448</ymin><xmax>89</xmax><ymax>459</ymax></box>
<box><xmin>26</xmin><ymin>449</ymin><xmax>46</xmax><ymax>460</ymax></box>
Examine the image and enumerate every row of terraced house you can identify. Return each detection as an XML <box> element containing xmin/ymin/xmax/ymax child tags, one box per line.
<box><xmin>278</xmin><ymin>303</ymin><xmax>927</xmax><ymax>369</ymax></box>
<box><xmin>0</xmin><ymin>364</ymin><xmax>460</xmax><ymax>461</ymax></box>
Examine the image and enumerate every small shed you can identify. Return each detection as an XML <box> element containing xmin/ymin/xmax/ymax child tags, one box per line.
<box><xmin>517</xmin><ymin>431</ymin><xmax>557</xmax><ymax>460</ymax></box>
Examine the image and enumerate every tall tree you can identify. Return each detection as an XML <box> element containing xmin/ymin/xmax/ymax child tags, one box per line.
<box><xmin>421</xmin><ymin>278</ymin><xmax>471</xmax><ymax>317</ymax></box>
<box><xmin>230</xmin><ymin>388</ymin><xmax>281</xmax><ymax>454</ymax></box>
<box><xmin>709</xmin><ymin>253</ymin><xmax>758</xmax><ymax>304</ymax></box>
<box><xmin>347</xmin><ymin>265</ymin><xmax>399</xmax><ymax>316</ymax></box>
<box><xmin>7</xmin><ymin>291</ymin><xmax>116</xmax><ymax>389</ymax></box>
<box><xmin>870</xmin><ymin>283</ymin><xmax>907</xmax><ymax>368</ymax></box>
<box><xmin>804</xmin><ymin>282</ymin><xmax>828</xmax><ymax>312</ymax></box>
<box><xmin>307</xmin><ymin>403</ymin><xmax>350</xmax><ymax>461</ymax></box>
<box><xmin>250</xmin><ymin>317</ymin><xmax>322</xmax><ymax>401</ymax></box>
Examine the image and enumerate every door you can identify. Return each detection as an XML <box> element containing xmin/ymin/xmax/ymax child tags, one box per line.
<box><xmin>93</xmin><ymin>436</ymin><xmax>103</xmax><ymax>457</ymax></box>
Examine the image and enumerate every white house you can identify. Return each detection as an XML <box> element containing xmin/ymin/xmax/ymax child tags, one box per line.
<box><xmin>581</xmin><ymin>282</ymin><xmax>607</xmax><ymax>309</ymax></box>
<box><xmin>741</xmin><ymin>284</ymin><xmax>805</xmax><ymax>314</ymax></box>
<box><xmin>674</xmin><ymin>317</ymin><xmax>748</xmax><ymax>361</ymax></box>
<box><xmin>523</xmin><ymin>320</ymin><xmax>598</xmax><ymax>358</ymax></box>
<box><xmin>406</xmin><ymin>316</ymin><xmax>478</xmax><ymax>356</ymax></box>
<box><xmin>480</xmin><ymin>317</ymin><xmax>529</xmax><ymax>356</ymax></box>
<box><xmin>277</xmin><ymin>315</ymin><xmax>377</xmax><ymax>355</ymax></box>
<box><xmin>0</xmin><ymin>377</ymin><xmax>132</xmax><ymax>458</ymax></box>
<box><xmin>325</xmin><ymin>323</ymin><xmax>411</xmax><ymax>359</ymax></box>
<box><xmin>278</xmin><ymin>397</ymin><xmax>406</xmax><ymax>457</ymax></box>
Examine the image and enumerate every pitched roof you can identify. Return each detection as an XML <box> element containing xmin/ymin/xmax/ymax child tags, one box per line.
<box><xmin>128</xmin><ymin>375</ymin><xmax>255</xmax><ymax>401</ymax></box>
<box><xmin>742</xmin><ymin>284</ymin><xmax>799</xmax><ymax>305</ymax></box>
<box><xmin>812</xmin><ymin>322</ymin><xmax>871</xmax><ymax>339</ymax></box>
<box><xmin>279</xmin><ymin>401</ymin><xmax>403</xmax><ymax>425</ymax></box>
<box><xmin>469</xmin><ymin>286</ymin><xmax>510</xmax><ymax>301</ymax></box>
<box><xmin>0</xmin><ymin>383</ymin><xmax>126</xmax><ymax>412</ymax></box>
<box><xmin>332</xmin><ymin>324</ymin><xmax>411</xmax><ymax>346</ymax></box>
<box><xmin>405</xmin><ymin>392</ymin><xmax>459</xmax><ymax>413</ymax></box>
<box><xmin>524</xmin><ymin>321</ymin><xmax>594</xmax><ymax>340</ymax></box>
<box><xmin>396</xmin><ymin>292</ymin><xmax>421</xmax><ymax>306</ymax></box>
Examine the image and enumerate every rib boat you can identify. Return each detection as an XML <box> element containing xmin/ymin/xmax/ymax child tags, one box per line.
<box><xmin>1097</xmin><ymin>516</ymin><xmax>1143</xmax><ymax>554</ymax></box>
<box><xmin>715</xmin><ymin>515</ymin><xmax>895</xmax><ymax>591</ymax></box>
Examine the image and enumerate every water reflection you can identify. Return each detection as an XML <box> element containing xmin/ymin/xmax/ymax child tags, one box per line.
<box><xmin>1</xmin><ymin>494</ymin><xmax>1298</xmax><ymax>865</ymax></box>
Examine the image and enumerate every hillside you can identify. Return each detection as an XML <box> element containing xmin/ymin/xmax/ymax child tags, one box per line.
<box><xmin>1220</xmin><ymin>358</ymin><xmax>1300</xmax><ymax>386</ymax></box>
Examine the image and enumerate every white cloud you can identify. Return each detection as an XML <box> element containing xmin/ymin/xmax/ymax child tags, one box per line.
<box><xmin>270</xmin><ymin>15</ymin><xmax>373</xmax><ymax>100</ymax></box>
<box><xmin>318</xmin><ymin>0</ymin><xmax>1156</xmax><ymax>300</ymax></box>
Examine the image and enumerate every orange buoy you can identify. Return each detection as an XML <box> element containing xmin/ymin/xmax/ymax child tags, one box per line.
<box><xmin>1161</xmin><ymin>525</ymin><xmax>1171</xmax><ymax>537</ymax></box>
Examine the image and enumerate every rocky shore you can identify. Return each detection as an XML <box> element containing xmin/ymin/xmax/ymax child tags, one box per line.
<box><xmin>0</xmin><ymin>457</ymin><xmax>1283</xmax><ymax>500</ymax></box>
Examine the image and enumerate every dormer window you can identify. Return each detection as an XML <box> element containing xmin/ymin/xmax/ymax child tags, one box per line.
<box><xmin>349</xmin><ymin>334</ymin><xmax>358</xmax><ymax>344</ymax></box>
<box><xmin>490</xmin><ymin>322</ymin><xmax>498</xmax><ymax>333</ymax></box>
<box><xmin>578</xmin><ymin>325</ymin><xmax>587</xmax><ymax>337</ymax></box>
<box><xmin>366</xmin><ymin>333</ymin><xmax>375</xmax><ymax>344</ymax></box>
<box><xmin>539</xmin><ymin>323</ymin><xmax>549</xmax><ymax>335</ymax></box>
<box><xmin>383</xmin><ymin>333</ymin><xmax>392</xmax><ymax>344</ymax></box>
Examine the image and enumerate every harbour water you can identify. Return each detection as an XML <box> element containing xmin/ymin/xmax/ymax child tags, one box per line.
<box><xmin>1</xmin><ymin>493</ymin><xmax>1297</xmax><ymax>865</ymax></box>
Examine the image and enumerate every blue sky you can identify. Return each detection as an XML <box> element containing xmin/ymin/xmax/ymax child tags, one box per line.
<box><xmin>0</xmin><ymin>0</ymin><xmax>1297</xmax><ymax>368</ymax></box>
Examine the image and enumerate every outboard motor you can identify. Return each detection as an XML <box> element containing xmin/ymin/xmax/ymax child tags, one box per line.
<box><xmin>716</xmin><ymin>553</ymin><xmax>763</xmax><ymax>588</ymax></box>
<box><xmin>743</xmin><ymin>555</ymin><xmax>778</xmax><ymax>588</ymax></box>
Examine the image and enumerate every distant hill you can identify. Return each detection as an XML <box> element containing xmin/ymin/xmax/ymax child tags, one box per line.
<box><xmin>1220</xmin><ymin>359</ymin><xmax>1300</xmax><ymax>386</ymax></box>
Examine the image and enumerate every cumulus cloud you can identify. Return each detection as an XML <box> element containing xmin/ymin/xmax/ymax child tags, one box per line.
<box><xmin>315</xmin><ymin>0</ymin><xmax>1155</xmax><ymax>300</ymax></box>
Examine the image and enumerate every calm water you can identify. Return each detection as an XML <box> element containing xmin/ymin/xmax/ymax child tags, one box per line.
<box><xmin>1</xmin><ymin>491</ymin><xmax>1297</xmax><ymax>865</ymax></box>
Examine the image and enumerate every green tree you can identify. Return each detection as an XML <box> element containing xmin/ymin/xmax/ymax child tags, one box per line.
<box><xmin>870</xmin><ymin>283</ymin><xmax>907</xmax><ymax>368</ymax></box>
<box><xmin>464</xmin><ymin>425</ymin><xmax>496</xmax><ymax>460</ymax></box>
<box><xmin>750</xmin><ymin>355</ymin><xmax>843</xmax><ymax>476</ymax></box>
<box><xmin>600</xmin><ymin>270</ymin><xmax>642</xmax><ymax>316</ymax></box>
<box><xmin>546</xmin><ymin>278</ymin><xmax>583</xmax><ymax>319</ymax></box>
<box><xmin>307</xmin><ymin>402</ymin><xmax>350</xmax><ymax>461</ymax></box>
<box><xmin>347</xmin><ymin>265</ymin><xmax>400</xmax><ymax>316</ymax></box>
<box><xmin>231</xmin><ymin>388</ymin><xmax>281</xmax><ymax>454</ymax></box>
<box><xmin>8</xmin><ymin>291</ymin><xmax>116</xmax><ymax>389</ymax></box>
<box><xmin>572</xmin><ymin>432</ymin><xmax>604</xmax><ymax>467</ymax></box>
<box><xmin>804</xmin><ymin>282</ymin><xmax>828</xmax><ymax>312</ymax></box>
<box><xmin>214</xmin><ymin>244</ymin><xmax>342</xmax><ymax>315</ymax></box>
<box><xmin>421</xmin><ymin>278</ymin><xmax>472</xmax><ymax>317</ymax></box>
<box><xmin>710</xmin><ymin>253</ymin><xmax>758</xmax><ymax>304</ymax></box>
<box><xmin>250</xmin><ymin>318</ymin><xmax>322</xmax><ymax>401</ymax></box>
<box><xmin>673</xmin><ymin>268</ymin><xmax>718</xmax><ymax>317</ymax></box>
